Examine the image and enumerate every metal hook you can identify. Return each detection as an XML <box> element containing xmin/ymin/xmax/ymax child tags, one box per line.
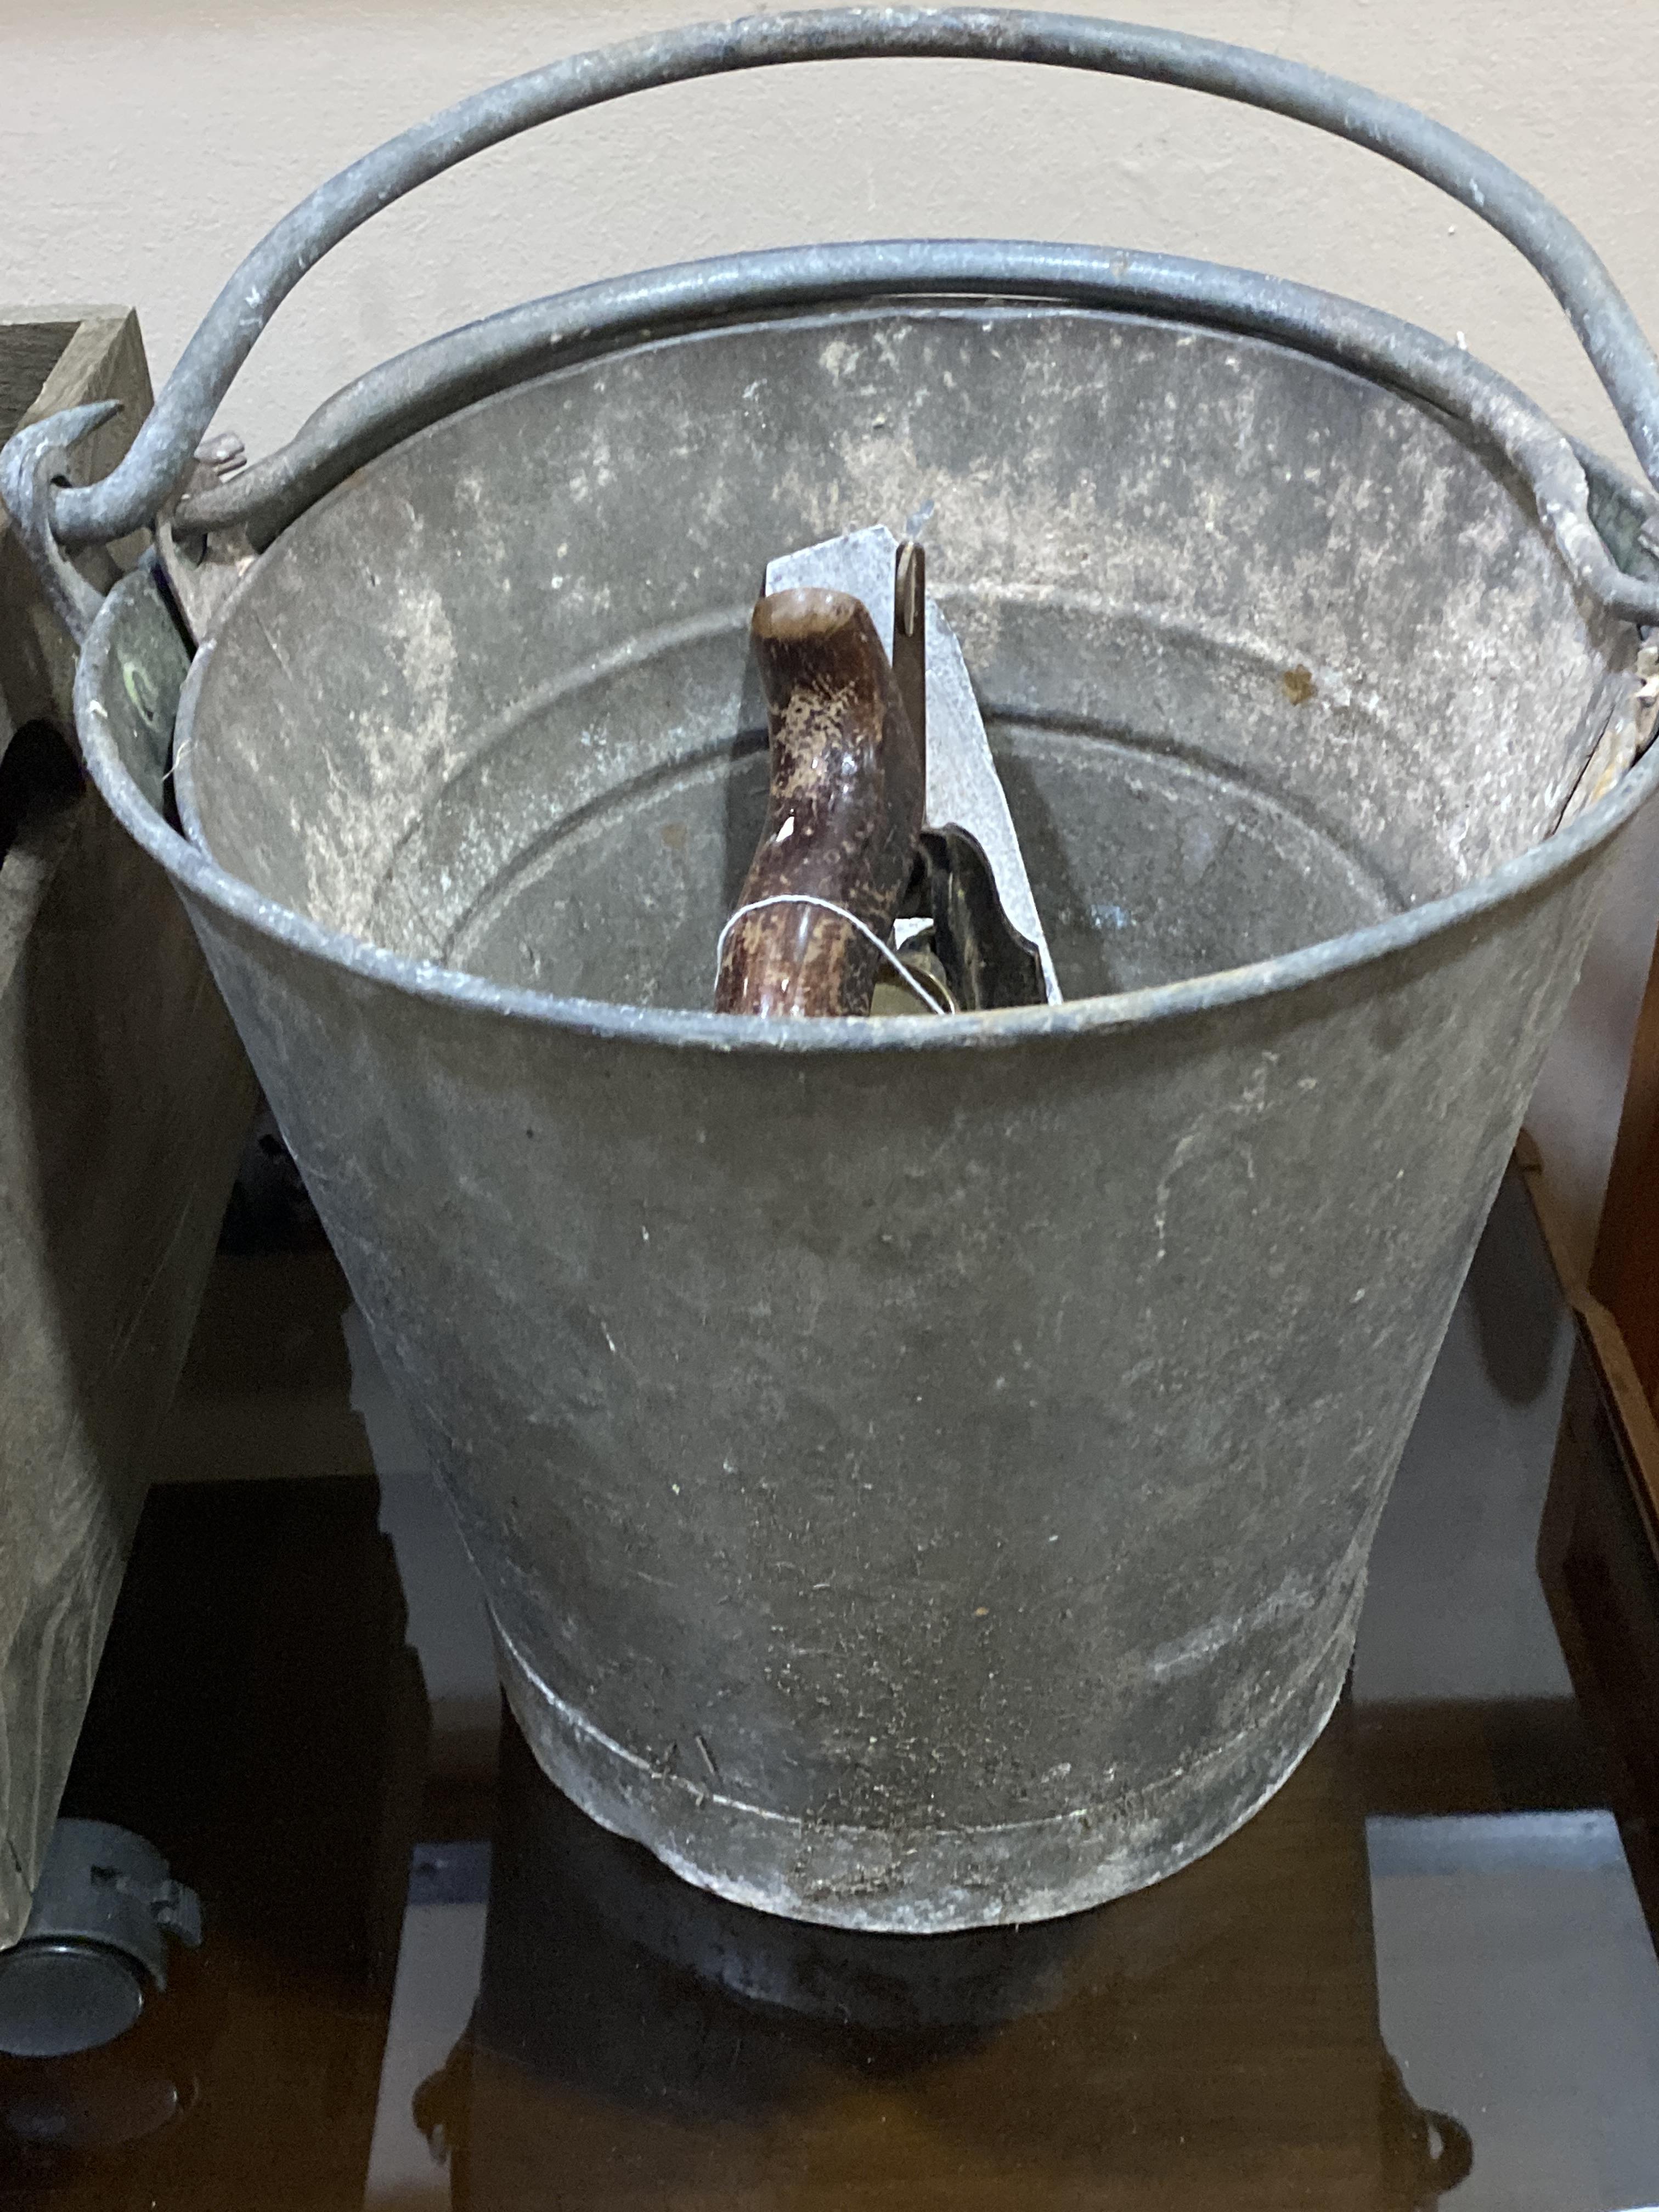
<box><xmin>0</xmin><ymin>400</ymin><xmax>123</xmax><ymax>646</ymax></box>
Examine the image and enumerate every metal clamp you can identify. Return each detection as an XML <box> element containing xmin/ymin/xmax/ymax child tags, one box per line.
<box><xmin>154</xmin><ymin>433</ymin><xmax>258</xmax><ymax>644</ymax></box>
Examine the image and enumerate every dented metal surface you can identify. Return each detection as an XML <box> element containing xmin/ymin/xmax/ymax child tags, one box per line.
<box><xmin>19</xmin><ymin>10</ymin><xmax>1659</xmax><ymax>1932</ymax></box>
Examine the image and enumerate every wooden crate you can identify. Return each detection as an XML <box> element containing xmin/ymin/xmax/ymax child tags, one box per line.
<box><xmin>0</xmin><ymin>307</ymin><xmax>256</xmax><ymax>1944</ymax></box>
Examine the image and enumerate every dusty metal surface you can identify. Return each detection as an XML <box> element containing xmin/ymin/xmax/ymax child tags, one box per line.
<box><xmin>78</xmin><ymin>287</ymin><xmax>1655</xmax><ymax>1932</ymax></box>
<box><xmin>16</xmin><ymin>10</ymin><xmax>1659</xmax><ymax>1931</ymax></box>
<box><xmin>0</xmin><ymin>309</ymin><xmax>256</xmax><ymax>1953</ymax></box>
<box><xmin>171</xmin><ymin>304</ymin><xmax>1638</xmax><ymax>986</ymax></box>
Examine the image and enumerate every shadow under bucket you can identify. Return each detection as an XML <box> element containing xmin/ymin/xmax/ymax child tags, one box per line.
<box><xmin>24</xmin><ymin>13</ymin><xmax>1659</xmax><ymax>1930</ymax></box>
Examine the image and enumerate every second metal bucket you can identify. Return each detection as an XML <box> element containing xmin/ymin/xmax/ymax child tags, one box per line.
<box><xmin>19</xmin><ymin>11</ymin><xmax>1659</xmax><ymax>1930</ymax></box>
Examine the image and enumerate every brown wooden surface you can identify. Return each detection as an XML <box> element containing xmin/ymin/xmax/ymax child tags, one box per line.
<box><xmin>1</xmin><ymin>1466</ymin><xmax>1494</xmax><ymax>2211</ymax></box>
<box><xmin>0</xmin><ymin>1477</ymin><xmax>429</xmax><ymax>2209</ymax></box>
<box><xmin>146</xmin><ymin>1248</ymin><xmax>379</xmax><ymax>1486</ymax></box>
<box><xmin>1575</xmin><ymin>1291</ymin><xmax>1659</xmax><ymax>1550</ymax></box>
<box><xmin>1355</xmin><ymin>1695</ymin><xmax>1605</xmax><ymax>1816</ymax></box>
<box><xmin>440</xmin><ymin>1697</ymin><xmax>1442</xmax><ymax>2211</ymax></box>
<box><xmin>1521</xmin><ymin>811</ymin><xmax>1659</xmax><ymax>1962</ymax></box>
<box><xmin>1539</xmin><ymin>1321</ymin><xmax>1659</xmax><ymax>1960</ymax></box>
<box><xmin>0</xmin><ymin>309</ymin><xmax>257</xmax><ymax>1945</ymax></box>
<box><xmin>1587</xmin><ymin>911</ymin><xmax>1659</xmax><ymax>1406</ymax></box>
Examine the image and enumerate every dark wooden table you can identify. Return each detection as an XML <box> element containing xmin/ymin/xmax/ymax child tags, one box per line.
<box><xmin>1</xmin><ymin>1184</ymin><xmax>1655</xmax><ymax>2210</ymax></box>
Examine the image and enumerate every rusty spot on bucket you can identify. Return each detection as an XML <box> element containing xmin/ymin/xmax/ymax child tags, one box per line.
<box><xmin>661</xmin><ymin>821</ymin><xmax>689</xmax><ymax>851</ymax></box>
<box><xmin>1281</xmin><ymin>665</ymin><xmax>1317</xmax><ymax>706</ymax></box>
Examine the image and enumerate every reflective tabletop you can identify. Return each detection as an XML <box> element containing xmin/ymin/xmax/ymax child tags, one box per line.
<box><xmin>2</xmin><ymin>1171</ymin><xmax>1656</xmax><ymax>2210</ymax></box>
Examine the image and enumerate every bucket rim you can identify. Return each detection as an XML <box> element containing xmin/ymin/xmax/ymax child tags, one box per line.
<box><xmin>82</xmin><ymin>546</ymin><xmax>1659</xmax><ymax>1055</ymax></box>
<box><xmin>172</xmin><ymin>238</ymin><xmax>1659</xmax><ymax>627</ymax></box>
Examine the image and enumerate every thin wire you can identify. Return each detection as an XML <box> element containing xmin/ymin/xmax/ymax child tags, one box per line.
<box><xmin>714</xmin><ymin>893</ymin><xmax>942</xmax><ymax>1013</ymax></box>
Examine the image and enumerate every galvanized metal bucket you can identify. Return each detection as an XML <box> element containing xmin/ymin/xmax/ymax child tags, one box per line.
<box><xmin>12</xmin><ymin>10</ymin><xmax>1659</xmax><ymax>1932</ymax></box>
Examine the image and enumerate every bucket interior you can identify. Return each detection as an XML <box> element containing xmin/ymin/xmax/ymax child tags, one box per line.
<box><xmin>183</xmin><ymin>301</ymin><xmax>1629</xmax><ymax>1006</ymax></box>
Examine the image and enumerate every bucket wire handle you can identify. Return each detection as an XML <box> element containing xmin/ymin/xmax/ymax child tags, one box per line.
<box><xmin>10</xmin><ymin>9</ymin><xmax>1659</xmax><ymax>586</ymax></box>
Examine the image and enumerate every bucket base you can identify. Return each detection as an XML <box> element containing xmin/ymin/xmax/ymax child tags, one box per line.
<box><xmin>492</xmin><ymin>1591</ymin><xmax>1360</xmax><ymax>1934</ymax></box>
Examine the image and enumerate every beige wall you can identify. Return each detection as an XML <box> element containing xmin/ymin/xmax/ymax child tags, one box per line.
<box><xmin>6</xmin><ymin>0</ymin><xmax>1657</xmax><ymax>1261</ymax></box>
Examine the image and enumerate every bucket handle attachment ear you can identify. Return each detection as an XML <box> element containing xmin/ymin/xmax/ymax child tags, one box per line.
<box><xmin>9</xmin><ymin>8</ymin><xmax>1659</xmax><ymax>602</ymax></box>
<box><xmin>0</xmin><ymin>404</ymin><xmax>124</xmax><ymax>645</ymax></box>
